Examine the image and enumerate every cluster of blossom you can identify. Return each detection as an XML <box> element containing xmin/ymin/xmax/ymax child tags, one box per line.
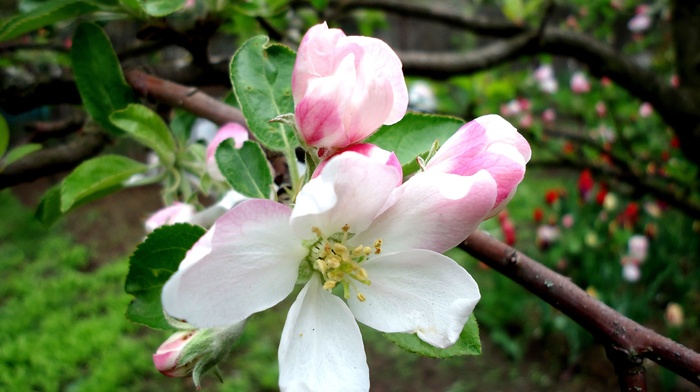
<box><xmin>533</xmin><ymin>169</ymin><xmax>665</xmax><ymax>285</ymax></box>
<box><xmin>150</xmin><ymin>22</ymin><xmax>531</xmax><ymax>390</ymax></box>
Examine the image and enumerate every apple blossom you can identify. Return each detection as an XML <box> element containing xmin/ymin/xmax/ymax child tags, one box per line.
<box><xmin>292</xmin><ymin>22</ymin><xmax>408</xmax><ymax>151</ymax></box>
<box><xmin>639</xmin><ymin>102</ymin><xmax>653</xmax><ymax>118</ymax></box>
<box><xmin>425</xmin><ymin>114</ymin><xmax>531</xmax><ymax>217</ymax></box>
<box><xmin>161</xmin><ymin>146</ymin><xmax>513</xmax><ymax>391</ymax></box>
<box><xmin>206</xmin><ymin>122</ymin><xmax>249</xmax><ymax>181</ymax></box>
<box><xmin>628</xmin><ymin>5</ymin><xmax>651</xmax><ymax>33</ymax></box>
<box><xmin>542</xmin><ymin>108</ymin><xmax>556</xmax><ymax>123</ymax></box>
<box><xmin>570</xmin><ymin>71</ymin><xmax>591</xmax><ymax>94</ymax></box>
<box><xmin>145</xmin><ymin>202</ymin><xmax>196</xmax><ymax>233</ymax></box>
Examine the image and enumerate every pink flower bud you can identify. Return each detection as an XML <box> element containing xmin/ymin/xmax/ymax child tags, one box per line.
<box><xmin>313</xmin><ymin>143</ymin><xmax>402</xmax><ymax>186</ymax></box>
<box><xmin>570</xmin><ymin>71</ymin><xmax>590</xmax><ymax>94</ymax></box>
<box><xmin>206</xmin><ymin>122</ymin><xmax>249</xmax><ymax>181</ymax></box>
<box><xmin>145</xmin><ymin>202</ymin><xmax>196</xmax><ymax>233</ymax></box>
<box><xmin>292</xmin><ymin>22</ymin><xmax>408</xmax><ymax>150</ymax></box>
<box><xmin>153</xmin><ymin>330</ymin><xmax>199</xmax><ymax>378</ymax></box>
<box><xmin>426</xmin><ymin>114</ymin><xmax>531</xmax><ymax>217</ymax></box>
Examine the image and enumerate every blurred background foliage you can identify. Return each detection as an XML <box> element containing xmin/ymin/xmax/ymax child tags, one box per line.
<box><xmin>1</xmin><ymin>0</ymin><xmax>698</xmax><ymax>390</ymax></box>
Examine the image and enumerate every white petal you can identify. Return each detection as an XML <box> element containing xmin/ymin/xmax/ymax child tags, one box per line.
<box><xmin>279</xmin><ymin>277</ymin><xmax>369</xmax><ymax>392</ymax></box>
<box><xmin>348</xmin><ymin>250</ymin><xmax>480</xmax><ymax>348</ymax></box>
<box><xmin>162</xmin><ymin>199</ymin><xmax>307</xmax><ymax>328</ymax></box>
<box><xmin>290</xmin><ymin>152</ymin><xmax>400</xmax><ymax>238</ymax></box>
<box><xmin>352</xmin><ymin>170</ymin><xmax>497</xmax><ymax>254</ymax></box>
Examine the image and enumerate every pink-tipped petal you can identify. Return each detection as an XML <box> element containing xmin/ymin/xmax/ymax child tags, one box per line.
<box><xmin>313</xmin><ymin>143</ymin><xmax>402</xmax><ymax>186</ymax></box>
<box><xmin>162</xmin><ymin>199</ymin><xmax>307</xmax><ymax>328</ymax></box>
<box><xmin>352</xmin><ymin>170</ymin><xmax>497</xmax><ymax>254</ymax></box>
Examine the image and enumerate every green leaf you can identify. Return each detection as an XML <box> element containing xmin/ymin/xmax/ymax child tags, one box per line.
<box><xmin>60</xmin><ymin>154</ymin><xmax>147</xmax><ymax>212</ymax></box>
<box><xmin>230</xmin><ymin>35</ymin><xmax>298</xmax><ymax>151</ymax></box>
<box><xmin>138</xmin><ymin>0</ymin><xmax>186</xmax><ymax>16</ymax></box>
<box><xmin>215</xmin><ymin>139</ymin><xmax>273</xmax><ymax>199</ymax></box>
<box><xmin>71</xmin><ymin>21</ymin><xmax>135</xmax><ymax>135</ymax></box>
<box><xmin>0</xmin><ymin>0</ymin><xmax>99</xmax><ymax>42</ymax></box>
<box><xmin>110</xmin><ymin>104</ymin><xmax>176</xmax><ymax>167</ymax></box>
<box><xmin>502</xmin><ymin>0</ymin><xmax>525</xmax><ymax>25</ymax></box>
<box><xmin>384</xmin><ymin>314</ymin><xmax>481</xmax><ymax>358</ymax></box>
<box><xmin>2</xmin><ymin>143</ymin><xmax>42</xmax><ymax>166</ymax></box>
<box><xmin>35</xmin><ymin>184</ymin><xmax>63</xmax><ymax>227</ymax></box>
<box><xmin>0</xmin><ymin>114</ymin><xmax>8</xmax><ymax>157</ymax></box>
<box><xmin>125</xmin><ymin>223</ymin><xmax>206</xmax><ymax>329</ymax></box>
<box><xmin>367</xmin><ymin>112</ymin><xmax>465</xmax><ymax>165</ymax></box>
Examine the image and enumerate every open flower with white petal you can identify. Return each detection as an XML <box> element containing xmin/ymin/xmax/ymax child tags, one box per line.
<box><xmin>162</xmin><ymin>149</ymin><xmax>500</xmax><ymax>391</ymax></box>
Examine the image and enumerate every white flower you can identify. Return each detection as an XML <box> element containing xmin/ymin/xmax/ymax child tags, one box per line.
<box><xmin>161</xmin><ymin>150</ymin><xmax>502</xmax><ymax>391</ymax></box>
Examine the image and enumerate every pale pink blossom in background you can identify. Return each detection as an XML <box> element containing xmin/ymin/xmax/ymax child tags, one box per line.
<box><xmin>519</xmin><ymin>113</ymin><xmax>533</xmax><ymax>128</ymax></box>
<box><xmin>534</xmin><ymin>64</ymin><xmax>558</xmax><ymax>93</ymax></box>
<box><xmin>628</xmin><ymin>234</ymin><xmax>649</xmax><ymax>262</ymax></box>
<box><xmin>206</xmin><ymin>122</ymin><xmax>249</xmax><ymax>181</ymax></box>
<box><xmin>292</xmin><ymin>22</ymin><xmax>408</xmax><ymax>151</ymax></box>
<box><xmin>628</xmin><ymin>5</ymin><xmax>652</xmax><ymax>33</ymax></box>
<box><xmin>595</xmin><ymin>101</ymin><xmax>607</xmax><ymax>117</ymax></box>
<box><xmin>570</xmin><ymin>71</ymin><xmax>591</xmax><ymax>94</ymax></box>
<box><xmin>562</xmin><ymin>214</ymin><xmax>574</xmax><ymax>228</ymax></box>
<box><xmin>500</xmin><ymin>99</ymin><xmax>522</xmax><ymax>117</ymax></box>
<box><xmin>639</xmin><ymin>102</ymin><xmax>653</xmax><ymax>118</ymax></box>
<box><xmin>622</xmin><ymin>261</ymin><xmax>641</xmax><ymax>282</ymax></box>
<box><xmin>542</xmin><ymin>108</ymin><xmax>556</xmax><ymax>123</ymax></box>
<box><xmin>601</xmin><ymin>76</ymin><xmax>612</xmax><ymax>87</ymax></box>
<box><xmin>145</xmin><ymin>202</ymin><xmax>196</xmax><ymax>233</ymax></box>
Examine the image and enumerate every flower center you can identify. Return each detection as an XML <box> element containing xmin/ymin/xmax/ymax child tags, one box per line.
<box><xmin>307</xmin><ymin>224</ymin><xmax>381</xmax><ymax>302</ymax></box>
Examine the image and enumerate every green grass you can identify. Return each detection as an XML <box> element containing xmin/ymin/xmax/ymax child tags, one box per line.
<box><xmin>0</xmin><ymin>190</ymin><xmax>167</xmax><ymax>392</ymax></box>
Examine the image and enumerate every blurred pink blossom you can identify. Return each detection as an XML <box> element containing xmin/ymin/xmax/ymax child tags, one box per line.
<box><xmin>639</xmin><ymin>102</ymin><xmax>653</xmax><ymax>118</ymax></box>
<box><xmin>570</xmin><ymin>71</ymin><xmax>591</xmax><ymax>94</ymax></box>
<box><xmin>628</xmin><ymin>5</ymin><xmax>652</xmax><ymax>32</ymax></box>
<box><xmin>542</xmin><ymin>108</ymin><xmax>556</xmax><ymax>123</ymax></box>
<box><xmin>595</xmin><ymin>101</ymin><xmax>607</xmax><ymax>117</ymax></box>
<box><xmin>145</xmin><ymin>202</ymin><xmax>196</xmax><ymax>233</ymax></box>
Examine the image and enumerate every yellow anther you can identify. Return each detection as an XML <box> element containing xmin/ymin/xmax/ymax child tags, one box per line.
<box><xmin>323</xmin><ymin>281</ymin><xmax>337</xmax><ymax>290</ymax></box>
<box><xmin>374</xmin><ymin>239</ymin><xmax>382</xmax><ymax>254</ymax></box>
<box><xmin>328</xmin><ymin>270</ymin><xmax>344</xmax><ymax>281</ymax></box>
<box><xmin>352</xmin><ymin>245</ymin><xmax>365</xmax><ymax>256</ymax></box>
<box><xmin>333</xmin><ymin>243</ymin><xmax>348</xmax><ymax>254</ymax></box>
<box><xmin>326</xmin><ymin>256</ymin><xmax>341</xmax><ymax>269</ymax></box>
<box><xmin>357</xmin><ymin>293</ymin><xmax>366</xmax><ymax>302</ymax></box>
<box><xmin>363</xmin><ymin>246</ymin><xmax>371</xmax><ymax>256</ymax></box>
<box><xmin>312</xmin><ymin>226</ymin><xmax>323</xmax><ymax>236</ymax></box>
<box><xmin>315</xmin><ymin>259</ymin><xmax>327</xmax><ymax>274</ymax></box>
<box><xmin>342</xmin><ymin>224</ymin><xmax>350</xmax><ymax>232</ymax></box>
<box><xmin>355</xmin><ymin>268</ymin><xmax>368</xmax><ymax>281</ymax></box>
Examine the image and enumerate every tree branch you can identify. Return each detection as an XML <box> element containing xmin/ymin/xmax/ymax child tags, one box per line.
<box><xmin>123</xmin><ymin>68</ymin><xmax>245</xmax><ymax>126</ymax></box>
<box><xmin>329</xmin><ymin>0</ymin><xmax>526</xmax><ymax>38</ymax></box>
<box><xmin>0</xmin><ymin>126</ymin><xmax>110</xmax><ymax>189</ymax></box>
<box><xmin>460</xmin><ymin>230</ymin><xmax>700</xmax><ymax>388</ymax></box>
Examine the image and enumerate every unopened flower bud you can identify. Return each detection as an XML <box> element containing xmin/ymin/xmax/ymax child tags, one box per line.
<box><xmin>153</xmin><ymin>321</ymin><xmax>246</xmax><ymax>388</ymax></box>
